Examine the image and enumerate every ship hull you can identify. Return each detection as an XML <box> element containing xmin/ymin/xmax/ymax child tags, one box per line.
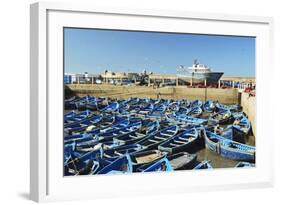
<box><xmin>179</xmin><ymin>72</ymin><xmax>224</xmax><ymax>83</ymax></box>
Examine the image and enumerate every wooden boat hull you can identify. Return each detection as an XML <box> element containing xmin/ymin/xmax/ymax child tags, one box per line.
<box><xmin>232</xmin><ymin>112</ymin><xmax>251</xmax><ymax>135</ymax></box>
<box><xmin>130</xmin><ymin>150</ymin><xmax>167</xmax><ymax>171</ymax></box>
<box><xmin>167</xmin><ymin>152</ymin><xmax>197</xmax><ymax>170</ymax></box>
<box><xmin>204</xmin><ymin>130</ymin><xmax>255</xmax><ymax>162</ymax></box>
<box><xmin>138</xmin><ymin>157</ymin><xmax>173</xmax><ymax>172</ymax></box>
<box><xmin>193</xmin><ymin>160</ymin><xmax>213</xmax><ymax>169</ymax></box>
<box><xmin>103</xmin><ymin>144</ymin><xmax>145</xmax><ymax>159</ymax></box>
<box><xmin>221</xmin><ymin>125</ymin><xmax>245</xmax><ymax>144</ymax></box>
<box><xmin>64</xmin><ymin>145</ymin><xmax>103</xmax><ymax>175</ymax></box>
<box><xmin>158</xmin><ymin>128</ymin><xmax>200</xmax><ymax>154</ymax></box>
<box><xmin>137</xmin><ymin>125</ymin><xmax>179</xmax><ymax>150</ymax></box>
<box><xmin>210</xmin><ymin>109</ymin><xmax>233</xmax><ymax>125</ymax></box>
<box><xmin>203</xmin><ymin>101</ymin><xmax>216</xmax><ymax>113</ymax></box>
<box><xmin>97</xmin><ymin>154</ymin><xmax>133</xmax><ymax>175</ymax></box>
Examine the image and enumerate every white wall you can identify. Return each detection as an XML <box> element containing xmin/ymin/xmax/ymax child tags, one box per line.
<box><xmin>241</xmin><ymin>92</ymin><xmax>256</xmax><ymax>136</ymax></box>
<box><xmin>0</xmin><ymin>0</ymin><xmax>280</xmax><ymax>204</ymax></box>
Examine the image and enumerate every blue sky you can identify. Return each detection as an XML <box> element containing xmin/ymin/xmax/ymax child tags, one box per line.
<box><xmin>64</xmin><ymin>28</ymin><xmax>255</xmax><ymax>77</ymax></box>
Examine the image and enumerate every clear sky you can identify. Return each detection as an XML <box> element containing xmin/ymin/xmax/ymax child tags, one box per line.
<box><xmin>64</xmin><ymin>28</ymin><xmax>255</xmax><ymax>77</ymax></box>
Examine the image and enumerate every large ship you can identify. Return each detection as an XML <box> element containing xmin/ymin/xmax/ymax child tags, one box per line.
<box><xmin>177</xmin><ymin>60</ymin><xmax>224</xmax><ymax>83</ymax></box>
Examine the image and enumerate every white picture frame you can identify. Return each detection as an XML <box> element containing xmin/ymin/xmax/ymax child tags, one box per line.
<box><xmin>30</xmin><ymin>2</ymin><xmax>274</xmax><ymax>202</ymax></box>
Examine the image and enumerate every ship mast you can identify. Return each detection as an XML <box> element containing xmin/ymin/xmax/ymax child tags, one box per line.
<box><xmin>194</xmin><ymin>59</ymin><xmax>199</xmax><ymax>67</ymax></box>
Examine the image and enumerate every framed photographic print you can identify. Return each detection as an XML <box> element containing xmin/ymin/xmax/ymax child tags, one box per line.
<box><xmin>30</xmin><ymin>2</ymin><xmax>274</xmax><ymax>202</ymax></box>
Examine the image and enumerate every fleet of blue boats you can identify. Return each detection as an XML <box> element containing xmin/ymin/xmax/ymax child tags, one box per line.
<box><xmin>64</xmin><ymin>96</ymin><xmax>255</xmax><ymax>176</ymax></box>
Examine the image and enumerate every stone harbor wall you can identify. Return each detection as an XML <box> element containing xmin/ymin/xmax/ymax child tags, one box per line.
<box><xmin>241</xmin><ymin>92</ymin><xmax>256</xmax><ymax>136</ymax></box>
<box><xmin>66</xmin><ymin>84</ymin><xmax>239</xmax><ymax>105</ymax></box>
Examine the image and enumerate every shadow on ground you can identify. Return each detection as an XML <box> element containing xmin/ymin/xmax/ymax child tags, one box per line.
<box><xmin>18</xmin><ymin>192</ymin><xmax>29</xmax><ymax>200</ymax></box>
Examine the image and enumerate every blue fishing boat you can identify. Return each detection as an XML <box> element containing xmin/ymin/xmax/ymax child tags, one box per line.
<box><xmin>205</xmin><ymin>124</ymin><xmax>245</xmax><ymax>143</ymax></box>
<box><xmin>187</xmin><ymin>106</ymin><xmax>203</xmax><ymax>117</ymax></box>
<box><xmin>215</xmin><ymin>103</ymin><xmax>242</xmax><ymax>113</ymax></box>
<box><xmin>138</xmin><ymin>157</ymin><xmax>173</xmax><ymax>172</ymax></box>
<box><xmin>129</xmin><ymin>150</ymin><xmax>167</xmax><ymax>171</ymax></box>
<box><xmin>204</xmin><ymin>130</ymin><xmax>255</xmax><ymax>162</ymax></box>
<box><xmin>232</xmin><ymin>112</ymin><xmax>251</xmax><ymax>135</ymax></box>
<box><xmin>64</xmin><ymin>114</ymin><xmax>103</xmax><ymax>134</ymax></box>
<box><xmin>118</xmin><ymin>108</ymin><xmax>131</xmax><ymax>116</ymax></box>
<box><xmin>64</xmin><ymin>111</ymin><xmax>94</xmax><ymax>125</ymax></box>
<box><xmin>97</xmin><ymin>154</ymin><xmax>133</xmax><ymax>175</ymax></box>
<box><xmin>210</xmin><ymin>109</ymin><xmax>233</xmax><ymax>125</ymax></box>
<box><xmin>215</xmin><ymin>102</ymin><xmax>229</xmax><ymax>112</ymax></box>
<box><xmin>123</xmin><ymin>104</ymin><xmax>138</xmax><ymax>114</ymax></box>
<box><xmin>203</xmin><ymin>100</ymin><xmax>216</xmax><ymax>113</ymax></box>
<box><xmin>64</xmin><ymin>133</ymin><xmax>94</xmax><ymax>145</ymax></box>
<box><xmin>76</xmin><ymin>140</ymin><xmax>121</xmax><ymax>152</ymax></box>
<box><xmin>167</xmin><ymin>114</ymin><xmax>208</xmax><ymax>125</ymax></box>
<box><xmin>100</xmin><ymin>102</ymin><xmax>119</xmax><ymax>113</ymax></box>
<box><xmin>64</xmin><ymin>96</ymin><xmax>85</xmax><ymax>110</ymax></box>
<box><xmin>175</xmin><ymin>106</ymin><xmax>189</xmax><ymax>115</ymax></box>
<box><xmin>64</xmin><ymin>144</ymin><xmax>103</xmax><ymax>175</ymax></box>
<box><xmin>65</xmin><ymin>114</ymin><xmax>126</xmax><ymax>138</ymax></box>
<box><xmin>64</xmin><ymin>142</ymin><xmax>76</xmax><ymax>162</ymax></box>
<box><xmin>64</xmin><ymin>96</ymin><xmax>76</xmax><ymax>104</ymax></box>
<box><xmin>179</xmin><ymin>99</ymin><xmax>191</xmax><ymax>108</ymax></box>
<box><xmin>167</xmin><ymin>152</ymin><xmax>197</xmax><ymax>170</ymax></box>
<box><xmin>190</xmin><ymin>100</ymin><xmax>203</xmax><ymax>108</ymax></box>
<box><xmin>84</xmin><ymin>101</ymin><xmax>100</xmax><ymax>111</ymax></box>
<box><xmin>83</xmin><ymin>97</ymin><xmax>108</xmax><ymax>111</ymax></box>
<box><xmin>76</xmin><ymin>96</ymin><xmax>97</xmax><ymax>111</ymax></box>
<box><xmin>193</xmin><ymin>160</ymin><xmax>213</xmax><ymax>169</ymax></box>
<box><xmin>113</xmin><ymin>120</ymin><xmax>159</xmax><ymax>145</ymax></box>
<box><xmin>221</xmin><ymin>125</ymin><xmax>245</xmax><ymax>144</ymax></box>
<box><xmin>126</xmin><ymin>97</ymin><xmax>140</xmax><ymax>106</ymax></box>
<box><xmin>94</xmin><ymin>120</ymin><xmax>142</xmax><ymax>140</ymax></box>
<box><xmin>86</xmin><ymin>117</ymin><xmax>130</xmax><ymax>134</ymax></box>
<box><xmin>64</xmin><ymin>110</ymin><xmax>91</xmax><ymax>124</ymax></box>
<box><xmin>158</xmin><ymin>128</ymin><xmax>199</xmax><ymax>153</ymax></box>
<box><xmin>65</xmin><ymin>158</ymin><xmax>100</xmax><ymax>176</ymax></box>
<box><xmin>64</xmin><ymin>110</ymin><xmax>77</xmax><ymax>120</ymax></box>
<box><xmin>102</xmin><ymin>144</ymin><xmax>145</xmax><ymax>159</ymax></box>
<box><xmin>166</xmin><ymin>101</ymin><xmax>180</xmax><ymax>113</ymax></box>
<box><xmin>149</xmin><ymin>103</ymin><xmax>167</xmax><ymax>118</ymax></box>
<box><xmin>76</xmin><ymin>121</ymin><xmax>143</xmax><ymax>149</ymax></box>
<box><xmin>85</xmin><ymin>115</ymin><xmax>122</xmax><ymax>134</ymax></box>
<box><xmin>139</xmin><ymin>120</ymin><xmax>160</xmax><ymax>134</ymax></box>
<box><xmin>137</xmin><ymin>125</ymin><xmax>178</xmax><ymax>150</ymax></box>
<box><xmin>138</xmin><ymin>103</ymin><xmax>154</xmax><ymax>115</ymax></box>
